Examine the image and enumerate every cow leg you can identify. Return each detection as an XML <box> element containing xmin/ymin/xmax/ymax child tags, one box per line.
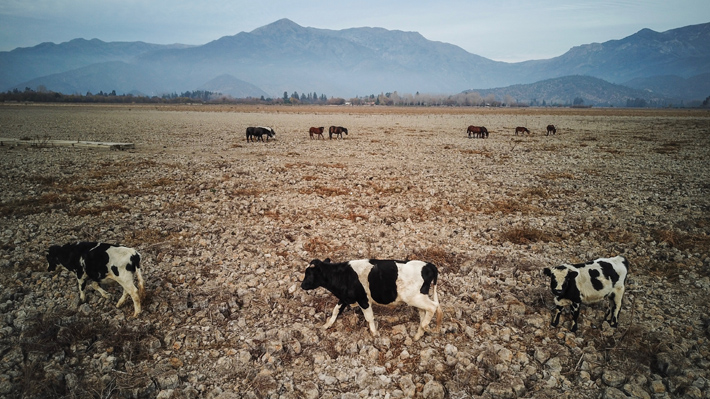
<box><xmin>360</xmin><ymin>305</ymin><xmax>378</xmax><ymax>337</ymax></box>
<box><xmin>322</xmin><ymin>302</ymin><xmax>343</xmax><ymax>330</ymax></box>
<box><xmin>608</xmin><ymin>288</ymin><xmax>624</xmax><ymax>328</ymax></box>
<box><xmin>116</xmin><ymin>282</ymin><xmax>141</xmax><ymax>316</ymax></box>
<box><xmin>112</xmin><ymin>272</ymin><xmax>142</xmax><ymax>316</ymax></box>
<box><xmin>409</xmin><ymin>295</ymin><xmax>439</xmax><ymax>341</ymax></box>
<box><xmin>77</xmin><ymin>278</ymin><xmax>88</xmax><ymax>302</ymax></box>
<box><xmin>551</xmin><ymin>305</ymin><xmax>563</xmax><ymax>327</ymax></box>
<box><xmin>570</xmin><ymin>302</ymin><xmax>581</xmax><ymax>332</ymax></box>
<box><xmin>89</xmin><ymin>281</ymin><xmax>110</xmax><ymax>299</ymax></box>
<box><xmin>117</xmin><ymin>290</ymin><xmax>128</xmax><ymax>308</ymax></box>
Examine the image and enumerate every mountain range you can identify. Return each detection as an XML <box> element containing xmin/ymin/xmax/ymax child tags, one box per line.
<box><xmin>1</xmin><ymin>19</ymin><xmax>709</xmax><ymax>105</ymax></box>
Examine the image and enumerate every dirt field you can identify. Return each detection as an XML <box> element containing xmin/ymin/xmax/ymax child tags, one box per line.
<box><xmin>1</xmin><ymin>104</ymin><xmax>709</xmax><ymax>398</ymax></box>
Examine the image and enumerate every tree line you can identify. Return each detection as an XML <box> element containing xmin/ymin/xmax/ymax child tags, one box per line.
<box><xmin>0</xmin><ymin>87</ymin><xmax>233</xmax><ymax>104</ymax></box>
<box><xmin>2</xmin><ymin>86</ymin><xmax>707</xmax><ymax>108</ymax></box>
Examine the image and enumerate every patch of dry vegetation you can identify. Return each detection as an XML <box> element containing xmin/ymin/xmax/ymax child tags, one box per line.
<box><xmin>483</xmin><ymin>199</ymin><xmax>542</xmax><ymax>215</ymax></box>
<box><xmin>0</xmin><ymin>193</ymin><xmax>70</xmax><ymax>217</ymax></box>
<box><xmin>654</xmin><ymin>141</ymin><xmax>682</xmax><ymax>154</ymax></box>
<box><xmin>410</xmin><ymin>247</ymin><xmax>468</xmax><ymax>274</ymax></box>
<box><xmin>500</xmin><ymin>226</ymin><xmax>559</xmax><ymax>245</ymax></box>
<box><xmin>652</xmin><ymin>228</ymin><xmax>710</xmax><ymax>252</ymax></box>
<box><xmin>16</xmin><ymin>309</ymin><xmax>157</xmax><ymax>399</ymax></box>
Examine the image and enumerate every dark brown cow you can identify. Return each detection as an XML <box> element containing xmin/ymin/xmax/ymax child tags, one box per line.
<box><xmin>546</xmin><ymin>125</ymin><xmax>556</xmax><ymax>136</ymax></box>
<box><xmin>329</xmin><ymin>126</ymin><xmax>348</xmax><ymax>139</ymax></box>
<box><xmin>515</xmin><ymin>126</ymin><xmax>531</xmax><ymax>135</ymax></box>
<box><xmin>467</xmin><ymin>125</ymin><xmax>489</xmax><ymax>138</ymax></box>
<box><xmin>309</xmin><ymin>126</ymin><xmax>325</xmax><ymax>139</ymax></box>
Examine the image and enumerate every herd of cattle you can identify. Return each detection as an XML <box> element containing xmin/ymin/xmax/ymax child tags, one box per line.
<box><xmin>45</xmin><ymin>239</ymin><xmax>628</xmax><ymax>341</ymax></box>
<box><xmin>42</xmin><ymin>109</ymin><xmax>626</xmax><ymax>341</ymax></box>
<box><xmin>246</xmin><ymin>124</ymin><xmax>558</xmax><ymax>142</ymax></box>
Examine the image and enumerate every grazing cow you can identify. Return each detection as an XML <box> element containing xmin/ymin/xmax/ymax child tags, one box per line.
<box><xmin>301</xmin><ymin>258</ymin><xmax>443</xmax><ymax>341</ymax></box>
<box><xmin>246</xmin><ymin>126</ymin><xmax>276</xmax><ymax>142</ymax></box>
<box><xmin>47</xmin><ymin>242</ymin><xmax>146</xmax><ymax>316</ymax></box>
<box><xmin>467</xmin><ymin>125</ymin><xmax>489</xmax><ymax>138</ymax></box>
<box><xmin>309</xmin><ymin>126</ymin><xmax>325</xmax><ymax>139</ymax></box>
<box><xmin>546</xmin><ymin>124</ymin><xmax>557</xmax><ymax>136</ymax></box>
<box><xmin>328</xmin><ymin>126</ymin><xmax>348</xmax><ymax>139</ymax></box>
<box><xmin>543</xmin><ymin>255</ymin><xmax>629</xmax><ymax>332</ymax></box>
<box><xmin>515</xmin><ymin>126</ymin><xmax>531</xmax><ymax>135</ymax></box>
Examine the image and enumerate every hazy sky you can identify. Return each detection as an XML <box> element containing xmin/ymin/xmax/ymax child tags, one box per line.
<box><xmin>1</xmin><ymin>0</ymin><xmax>708</xmax><ymax>62</ymax></box>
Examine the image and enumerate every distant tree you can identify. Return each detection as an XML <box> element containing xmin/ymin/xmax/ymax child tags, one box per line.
<box><xmin>573</xmin><ymin>97</ymin><xmax>585</xmax><ymax>106</ymax></box>
<box><xmin>626</xmin><ymin>97</ymin><xmax>647</xmax><ymax>107</ymax></box>
<box><xmin>326</xmin><ymin>97</ymin><xmax>345</xmax><ymax>105</ymax></box>
<box><xmin>702</xmin><ymin>95</ymin><xmax>710</xmax><ymax>107</ymax></box>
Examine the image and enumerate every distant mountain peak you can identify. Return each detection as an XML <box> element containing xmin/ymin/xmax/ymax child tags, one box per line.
<box><xmin>250</xmin><ymin>18</ymin><xmax>303</xmax><ymax>35</ymax></box>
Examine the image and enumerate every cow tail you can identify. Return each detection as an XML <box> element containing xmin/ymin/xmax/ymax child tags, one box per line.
<box><xmin>433</xmin><ymin>282</ymin><xmax>443</xmax><ymax>329</ymax></box>
<box><xmin>429</xmin><ymin>265</ymin><xmax>443</xmax><ymax>330</ymax></box>
<box><xmin>136</xmin><ymin>267</ymin><xmax>146</xmax><ymax>300</ymax></box>
<box><xmin>133</xmin><ymin>253</ymin><xmax>146</xmax><ymax>300</ymax></box>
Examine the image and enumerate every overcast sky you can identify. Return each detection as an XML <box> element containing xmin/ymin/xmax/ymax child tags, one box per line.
<box><xmin>1</xmin><ymin>0</ymin><xmax>708</xmax><ymax>62</ymax></box>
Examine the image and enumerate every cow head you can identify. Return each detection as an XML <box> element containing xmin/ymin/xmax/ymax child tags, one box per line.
<box><xmin>301</xmin><ymin>259</ymin><xmax>324</xmax><ymax>290</ymax></box>
<box><xmin>46</xmin><ymin>245</ymin><xmax>62</xmax><ymax>272</ymax></box>
<box><xmin>543</xmin><ymin>266</ymin><xmax>577</xmax><ymax>296</ymax></box>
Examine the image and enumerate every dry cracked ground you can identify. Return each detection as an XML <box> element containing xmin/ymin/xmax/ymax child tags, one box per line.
<box><xmin>1</xmin><ymin>104</ymin><xmax>709</xmax><ymax>399</ymax></box>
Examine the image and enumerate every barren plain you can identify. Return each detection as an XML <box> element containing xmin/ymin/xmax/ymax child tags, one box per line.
<box><xmin>1</xmin><ymin>104</ymin><xmax>709</xmax><ymax>399</ymax></box>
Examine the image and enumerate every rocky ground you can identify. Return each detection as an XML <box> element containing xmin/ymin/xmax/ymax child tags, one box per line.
<box><xmin>0</xmin><ymin>104</ymin><xmax>709</xmax><ymax>399</ymax></box>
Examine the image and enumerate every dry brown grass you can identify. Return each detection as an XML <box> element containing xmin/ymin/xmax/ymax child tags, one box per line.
<box><xmin>538</xmin><ymin>172</ymin><xmax>576</xmax><ymax>180</ymax></box>
<box><xmin>460</xmin><ymin>149</ymin><xmax>493</xmax><ymax>158</ymax></box>
<box><xmin>341</xmin><ymin>211</ymin><xmax>368</xmax><ymax>222</ymax></box>
<box><xmin>123</xmin><ymin>228</ymin><xmax>186</xmax><ymax>249</ymax></box>
<box><xmin>500</xmin><ymin>226</ymin><xmax>558</xmax><ymax>245</ymax></box>
<box><xmin>299</xmin><ymin>185</ymin><xmax>349</xmax><ymax>197</ymax></box>
<box><xmin>0</xmin><ymin>193</ymin><xmax>69</xmax><ymax>216</ymax></box>
<box><xmin>303</xmin><ymin>236</ymin><xmax>346</xmax><ymax>256</ymax></box>
<box><xmin>17</xmin><ymin>309</ymin><xmax>157</xmax><ymax>398</ymax></box>
<box><xmin>652</xmin><ymin>228</ymin><xmax>710</xmax><ymax>252</ymax></box>
<box><xmin>520</xmin><ymin>187</ymin><xmax>550</xmax><ymax>199</ymax></box>
<box><xmin>410</xmin><ymin>246</ymin><xmax>468</xmax><ymax>274</ymax></box>
<box><xmin>67</xmin><ymin>203</ymin><xmax>129</xmax><ymax>216</ymax></box>
<box><xmin>654</xmin><ymin>141</ymin><xmax>682</xmax><ymax>154</ymax></box>
<box><xmin>229</xmin><ymin>187</ymin><xmax>263</xmax><ymax>197</ymax></box>
<box><xmin>483</xmin><ymin>199</ymin><xmax>541</xmax><ymax>215</ymax></box>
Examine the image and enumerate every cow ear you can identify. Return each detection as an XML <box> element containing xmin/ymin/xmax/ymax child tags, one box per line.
<box><xmin>323</xmin><ymin>258</ymin><xmax>331</xmax><ymax>264</ymax></box>
<box><xmin>309</xmin><ymin>259</ymin><xmax>320</xmax><ymax>266</ymax></box>
<box><xmin>543</xmin><ymin>268</ymin><xmax>552</xmax><ymax>277</ymax></box>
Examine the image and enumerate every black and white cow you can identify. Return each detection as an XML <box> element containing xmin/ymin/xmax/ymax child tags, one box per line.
<box><xmin>543</xmin><ymin>255</ymin><xmax>629</xmax><ymax>332</ymax></box>
<box><xmin>47</xmin><ymin>242</ymin><xmax>145</xmax><ymax>316</ymax></box>
<box><xmin>246</xmin><ymin>126</ymin><xmax>276</xmax><ymax>142</ymax></box>
<box><xmin>301</xmin><ymin>258</ymin><xmax>443</xmax><ymax>341</ymax></box>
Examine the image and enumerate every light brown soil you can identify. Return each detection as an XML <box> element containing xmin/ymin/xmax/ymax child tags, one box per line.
<box><xmin>1</xmin><ymin>104</ymin><xmax>709</xmax><ymax>398</ymax></box>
